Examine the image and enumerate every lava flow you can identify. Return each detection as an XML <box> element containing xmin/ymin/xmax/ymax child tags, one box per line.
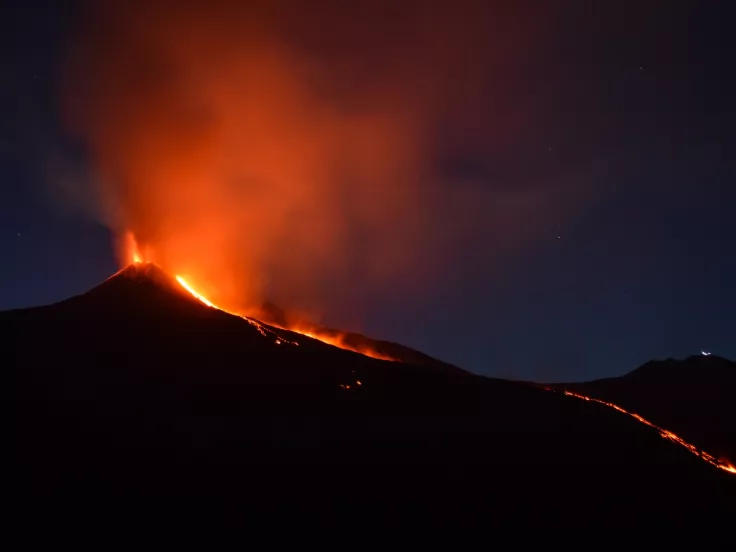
<box><xmin>174</xmin><ymin>274</ymin><xmax>299</xmax><ymax>344</ymax></box>
<box><xmin>120</xmin><ymin>232</ymin><xmax>396</xmax><ymax>361</ymax></box>
<box><xmin>175</xmin><ymin>274</ymin><xmax>397</xmax><ymax>361</ymax></box>
<box><xmin>267</xmin><ymin>322</ymin><xmax>397</xmax><ymax>362</ymax></box>
<box><xmin>175</xmin><ymin>276</ymin><xmax>217</xmax><ymax>309</ymax></box>
<box><xmin>557</xmin><ymin>389</ymin><xmax>736</xmax><ymax>475</ymax></box>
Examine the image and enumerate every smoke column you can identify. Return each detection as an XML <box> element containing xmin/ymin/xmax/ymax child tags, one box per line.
<box><xmin>61</xmin><ymin>0</ymin><xmax>583</xmax><ymax>327</ymax></box>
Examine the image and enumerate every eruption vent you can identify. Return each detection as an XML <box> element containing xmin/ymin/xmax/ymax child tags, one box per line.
<box><xmin>125</xmin><ymin>232</ymin><xmax>143</xmax><ymax>264</ymax></box>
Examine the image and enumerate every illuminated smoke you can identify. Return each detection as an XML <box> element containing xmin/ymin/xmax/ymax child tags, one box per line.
<box><xmin>60</xmin><ymin>1</ymin><xmax>585</xmax><ymax>327</ymax></box>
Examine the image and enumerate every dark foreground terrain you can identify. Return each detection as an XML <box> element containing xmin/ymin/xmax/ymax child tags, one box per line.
<box><xmin>2</xmin><ymin>264</ymin><xmax>734</xmax><ymax>530</ymax></box>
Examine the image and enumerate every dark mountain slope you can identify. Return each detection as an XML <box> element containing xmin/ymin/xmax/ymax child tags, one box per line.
<box><xmin>2</xmin><ymin>265</ymin><xmax>734</xmax><ymax>528</ymax></box>
<box><xmin>558</xmin><ymin>355</ymin><xmax>736</xmax><ymax>465</ymax></box>
<box><xmin>254</xmin><ymin>300</ymin><xmax>468</xmax><ymax>375</ymax></box>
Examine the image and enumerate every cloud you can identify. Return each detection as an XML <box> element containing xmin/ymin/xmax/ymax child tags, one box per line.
<box><xmin>60</xmin><ymin>0</ymin><xmax>594</xmax><ymax>326</ymax></box>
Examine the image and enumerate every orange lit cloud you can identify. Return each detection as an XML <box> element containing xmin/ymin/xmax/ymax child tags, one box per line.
<box><xmin>60</xmin><ymin>1</ymin><xmax>588</xmax><ymax>327</ymax></box>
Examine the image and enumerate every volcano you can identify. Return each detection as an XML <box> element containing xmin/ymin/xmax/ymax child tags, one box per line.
<box><xmin>3</xmin><ymin>264</ymin><xmax>735</xmax><ymax>528</ymax></box>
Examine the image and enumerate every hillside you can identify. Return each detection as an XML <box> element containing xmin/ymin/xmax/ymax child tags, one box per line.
<box><xmin>2</xmin><ymin>264</ymin><xmax>734</xmax><ymax>527</ymax></box>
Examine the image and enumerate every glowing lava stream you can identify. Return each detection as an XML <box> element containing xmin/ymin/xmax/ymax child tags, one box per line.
<box><xmin>176</xmin><ymin>273</ymin><xmax>387</xmax><ymax>358</ymax></box>
<box><xmin>175</xmin><ymin>275</ymin><xmax>298</xmax><ymax>344</ymax></box>
<box><xmin>174</xmin><ymin>273</ymin><xmax>734</xmax><ymax>473</ymax></box>
<box><xmin>174</xmin><ymin>276</ymin><xmax>395</xmax><ymax>361</ymax></box>
<box><xmin>558</xmin><ymin>389</ymin><xmax>736</xmax><ymax>475</ymax></box>
<box><xmin>175</xmin><ymin>276</ymin><xmax>216</xmax><ymax>308</ymax></box>
<box><xmin>122</xmin><ymin>231</ymin><xmax>395</xmax><ymax>361</ymax></box>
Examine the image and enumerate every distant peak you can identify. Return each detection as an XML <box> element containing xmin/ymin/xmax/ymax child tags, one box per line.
<box><xmin>627</xmin><ymin>354</ymin><xmax>735</xmax><ymax>380</ymax></box>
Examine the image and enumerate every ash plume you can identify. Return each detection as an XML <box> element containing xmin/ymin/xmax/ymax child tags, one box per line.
<box><xmin>60</xmin><ymin>0</ymin><xmax>591</xmax><ymax>326</ymax></box>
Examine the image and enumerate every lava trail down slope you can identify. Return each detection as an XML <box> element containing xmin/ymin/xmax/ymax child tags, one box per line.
<box><xmin>556</xmin><ymin>355</ymin><xmax>736</xmax><ymax>469</ymax></box>
<box><xmin>2</xmin><ymin>263</ymin><xmax>734</xmax><ymax>528</ymax></box>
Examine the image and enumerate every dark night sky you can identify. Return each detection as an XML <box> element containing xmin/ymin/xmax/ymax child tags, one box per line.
<box><xmin>1</xmin><ymin>1</ymin><xmax>734</xmax><ymax>382</ymax></box>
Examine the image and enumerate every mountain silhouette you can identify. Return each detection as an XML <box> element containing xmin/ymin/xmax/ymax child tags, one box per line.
<box><xmin>558</xmin><ymin>355</ymin><xmax>736</xmax><ymax>467</ymax></box>
<box><xmin>3</xmin><ymin>264</ymin><xmax>734</xmax><ymax>529</ymax></box>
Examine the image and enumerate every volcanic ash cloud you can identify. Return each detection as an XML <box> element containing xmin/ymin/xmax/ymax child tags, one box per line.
<box><xmin>61</xmin><ymin>0</ymin><xmax>583</xmax><ymax>326</ymax></box>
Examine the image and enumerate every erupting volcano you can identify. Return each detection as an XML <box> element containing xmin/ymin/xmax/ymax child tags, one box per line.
<box><xmin>4</xmin><ymin>0</ymin><xmax>735</xmax><ymax>533</ymax></box>
<box><xmin>3</xmin><ymin>253</ymin><xmax>736</xmax><ymax>526</ymax></box>
<box><xmin>118</xmin><ymin>232</ymin><xmax>458</xmax><ymax>367</ymax></box>
<box><xmin>114</xmin><ymin>234</ymin><xmax>736</xmax><ymax>480</ymax></box>
<box><xmin>90</xmin><ymin>233</ymin><xmax>736</xmax><ymax>480</ymax></box>
<box><xmin>103</xmin><ymin>233</ymin><xmax>736</xmax><ymax>480</ymax></box>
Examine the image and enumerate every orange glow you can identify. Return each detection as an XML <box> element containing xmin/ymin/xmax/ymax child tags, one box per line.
<box><xmin>559</xmin><ymin>390</ymin><xmax>736</xmax><ymax>476</ymax></box>
<box><xmin>125</xmin><ymin>232</ymin><xmax>144</xmax><ymax>264</ymax></box>
<box><xmin>117</xmin><ymin>214</ymin><xmax>404</xmax><ymax>361</ymax></box>
<box><xmin>64</xmin><ymin>1</ymin><xmax>589</xmax><ymax>359</ymax></box>
<box><xmin>279</xmin><ymin>323</ymin><xmax>397</xmax><ymax>362</ymax></box>
<box><xmin>173</xmin><ymin>270</ymin><xmax>393</xmax><ymax>360</ymax></box>
<box><xmin>175</xmin><ymin>271</ymin><xmax>384</xmax><ymax>369</ymax></box>
<box><xmin>160</xmin><ymin>259</ymin><xmax>393</xmax><ymax>360</ymax></box>
<box><xmin>173</xmin><ymin>269</ymin><xmax>398</xmax><ymax>362</ymax></box>
<box><xmin>118</xmin><ymin>255</ymin><xmax>733</xmax><ymax>474</ymax></box>
<box><xmin>176</xmin><ymin>275</ymin><xmax>217</xmax><ymax>308</ymax></box>
<box><xmin>175</xmin><ymin>273</ymin><xmax>288</xmax><ymax>341</ymax></box>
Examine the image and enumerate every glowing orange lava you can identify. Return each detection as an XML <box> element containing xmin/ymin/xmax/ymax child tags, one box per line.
<box><xmin>559</xmin><ymin>389</ymin><xmax>736</xmax><ymax>476</ymax></box>
<box><xmin>281</xmin><ymin>324</ymin><xmax>397</xmax><ymax>362</ymax></box>
<box><xmin>119</xmin><ymin>229</ymin><xmax>397</xmax><ymax>362</ymax></box>
<box><xmin>120</xmin><ymin>234</ymin><xmax>736</xmax><ymax>475</ymax></box>
<box><xmin>176</xmin><ymin>276</ymin><xmax>217</xmax><ymax>308</ymax></box>
<box><xmin>173</xmin><ymin>270</ymin><xmax>395</xmax><ymax>361</ymax></box>
<box><xmin>116</xmin><ymin>236</ymin><xmax>736</xmax><ymax>472</ymax></box>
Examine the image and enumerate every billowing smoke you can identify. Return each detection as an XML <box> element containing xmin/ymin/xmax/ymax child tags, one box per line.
<box><xmin>61</xmin><ymin>1</ymin><xmax>584</xmax><ymax>327</ymax></box>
